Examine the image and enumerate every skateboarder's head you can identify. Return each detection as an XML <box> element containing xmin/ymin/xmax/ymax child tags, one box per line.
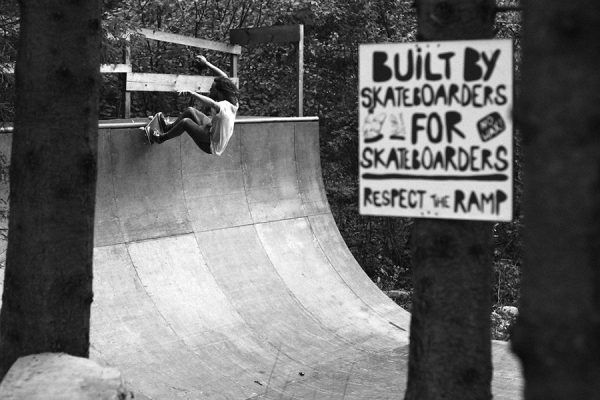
<box><xmin>210</xmin><ymin>77</ymin><xmax>239</xmax><ymax>106</ymax></box>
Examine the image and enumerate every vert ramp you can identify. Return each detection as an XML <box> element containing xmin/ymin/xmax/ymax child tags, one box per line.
<box><xmin>0</xmin><ymin>117</ymin><xmax>521</xmax><ymax>399</ymax></box>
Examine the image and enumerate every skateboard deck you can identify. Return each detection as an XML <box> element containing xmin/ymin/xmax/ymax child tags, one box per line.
<box><xmin>141</xmin><ymin>113</ymin><xmax>164</xmax><ymax>144</ymax></box>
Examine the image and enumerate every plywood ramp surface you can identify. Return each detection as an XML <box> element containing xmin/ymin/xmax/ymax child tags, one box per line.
<box><xmin>0</xmin><ymin>118</ymin><xmax>521</xmax><ymax>399</ymax></box>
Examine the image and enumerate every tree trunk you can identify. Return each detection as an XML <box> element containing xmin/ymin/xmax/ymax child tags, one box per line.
<box><xmin>0</xmin><ymin>1</ymin><xmax>101</xmax><ymax>378</ymax></box>
<box><xmin>405</xmin><ymin>1</ymin><xmax>496</xmax><ymax>399</ymax></box>
<box><xmin>511</xmin><ymin>1</ymin><xmax>600</xmax><ymax>399</ymax></box>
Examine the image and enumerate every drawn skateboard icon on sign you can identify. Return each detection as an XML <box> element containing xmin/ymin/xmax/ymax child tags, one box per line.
<box><xmin>140</xmin><ymin>112</ymin><xmax>166</xmax><ymax>144</ymax></box>
<box><xmin>389</xmin><ymin>113</ymin><xmax>407</xmax><ymax>141</ymax></box>
<box><xmin>363</xmin><ymin>113</ymin><xmax>386</xmax><ymax>143</ymax></box>
<box><xmin>477</xmin><ymin>112</ymin><xmax>506</xmax><ymax>142</ymax></box>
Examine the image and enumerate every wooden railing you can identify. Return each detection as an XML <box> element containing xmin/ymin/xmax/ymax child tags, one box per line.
<box><xmin>107</xmin><ymin>28</ymin><xmax>242</xmax><ymax>118</ymax></box>
<box><xmin>3</xmin><ymin>24</ymin><xmax>305</xmax><ymax>118</ymax></box>
<box><xmin>2</xmin><ymin>29</ymin><xmax>242</xmax><ymax>119</ymax></box>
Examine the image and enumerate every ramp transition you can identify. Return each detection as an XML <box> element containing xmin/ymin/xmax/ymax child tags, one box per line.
<box><xmin>0</xmin><ymin>117</ymin><xmax>521</xmax><ymax>399</ymax></box>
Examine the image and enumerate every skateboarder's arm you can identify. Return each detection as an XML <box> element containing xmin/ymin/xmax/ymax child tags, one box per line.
<box><xmin>178</xmin><ymin>90</ymin><xmax>220</xmax><ymax>113</ymax></box>
<box><xmin>196</xmin><ymin>55</ymin><xmax>228</xmax><ymax>78</ymax></box>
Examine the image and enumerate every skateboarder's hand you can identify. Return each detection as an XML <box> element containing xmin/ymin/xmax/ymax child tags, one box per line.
<box><xmin>196</xmin><ymin>55</ymin><xmax>208</xmax><ymax>66</ymax></box>
<box><xmin>178</xmin><ymin>90</ymin><xmax>192</xmax><ymax>96</ymax></box>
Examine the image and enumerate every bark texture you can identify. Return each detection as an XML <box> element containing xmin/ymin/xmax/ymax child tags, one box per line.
<box><xmin>511</xmin><ymin>1</ymin><xmax>600</xmax><ymax>399</ymax></box>
<box><xmin>0</xmin><ymin>0</ymin><xmax>101</xmax><ymax>377</ymax></box>
<box><xmin>405</xmin><ymin>1</ymin><xmax>496</xmax><ymax>399</ymax></box>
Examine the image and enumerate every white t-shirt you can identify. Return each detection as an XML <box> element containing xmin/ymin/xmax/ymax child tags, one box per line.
<box><xmin>210</xmin><ymin>100</ymin><xmax>239</xmax><ymax>156</ymax></box>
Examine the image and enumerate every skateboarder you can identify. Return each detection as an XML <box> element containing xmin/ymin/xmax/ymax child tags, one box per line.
<box><xmin>148</xmin><ymin>55</ymin><xmax>239</xmax><ymax>156</ymax></box>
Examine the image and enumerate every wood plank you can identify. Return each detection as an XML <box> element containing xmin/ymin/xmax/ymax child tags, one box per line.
<box><xmin>100</xmin><ymin>64</ymin><xmax>131</xmax><ymax>73</ymax></box>
<box><xmin>127</xmin><ymin>73</ymin><xmax>238</xmax><ymax>92</ymax></box>
<box><xmin>122</xmin><ymin>42</ymin><xmax>131</xmax><ymax>118</ymax></box>
<box><xmin>230</xmin><ymin>25</ymin><xmax>302</xmax><ymax>45</ymax></box>
<box><xmin>136</xmin><ymin>28</ymin><xmax>241</xmax><ymax>55</ymax></box>
<box><xmin>231</xmin><ymin>54</ymin><xmax>239</xmax><ymax>78</ymax></box>
<box><xmin>3</xmin><ymin>63</ymin><xmax>132</xmax><ymax>74</ymax></box>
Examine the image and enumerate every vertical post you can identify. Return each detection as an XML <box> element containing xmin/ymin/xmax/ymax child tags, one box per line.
<box><xmin>231</xmin><ymin>53</ymin><xmax>239</xmax><ymax>84</ymax></box>
<box><xmin>122</xmin><ymin>37</ymin><xmax>131</xmax><ymax>119</ymax></box>
<box><xmin>297</xmin><ymin>24</ymin><xmax>304</xmax><ymax>117</ymax></box>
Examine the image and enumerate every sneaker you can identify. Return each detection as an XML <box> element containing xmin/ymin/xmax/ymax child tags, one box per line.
<box><xmin>141</xmin><ymin>125</ymin><xmax>153</xmax><ymax>145</ymax></box>
<box><xmin>157</xmin><ymin>112</ymin><xmax>168</xmax><ymax>132</ymax></box>
<box><xmin>151</xmin><ymin>129</ymin><xmax>162</xmax><ymax>144</ymax></box>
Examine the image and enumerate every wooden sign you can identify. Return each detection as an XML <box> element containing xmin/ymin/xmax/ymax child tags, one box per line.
<box><xmin>230</xmin><ymin>25</ymin><xmax>302</xmax><ymax>46</ymax></box>
<box><xmin>359</xmin><ymin>40</ymin><xmax>513</xmax><ymax>221</ymax></box>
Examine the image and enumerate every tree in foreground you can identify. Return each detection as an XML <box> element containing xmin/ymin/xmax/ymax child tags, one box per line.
<box><xmin>511</xmin><ymin>1</ymin><xmax>600</xmax><ymax>399</ymax></box>
<box><xmin>405</xmin><ymin>0</ymin><xmax>496</xmax><ymax>399</ymax></box>
<box><xmin>0</xmin><ymin>1</ymin><xmax>101</xmax><ymax>378</ymax></box>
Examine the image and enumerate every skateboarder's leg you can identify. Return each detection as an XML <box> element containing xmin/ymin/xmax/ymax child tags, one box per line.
<box><xmin>186</xmin><ymin>125</ymin><xmax>212</xmax><ymax>154</ymax></box>
<box><xmin>164</xmin><ymin>107</ymin><xmax>210</xmax><ymax>131</ymax></box>
<box><xmin>156</xmin><ymin>118</ymin><xmax>212</xmax><ymax>154</ymax></box>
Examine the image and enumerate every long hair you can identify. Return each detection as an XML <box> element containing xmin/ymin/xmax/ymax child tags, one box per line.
<box><xmin>213</xmin><ymin>76</ymin><xmax>239</xmax><ymax>105</ymax></box>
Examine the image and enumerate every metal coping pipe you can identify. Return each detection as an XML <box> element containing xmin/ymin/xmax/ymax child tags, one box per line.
<box><xmin>0</xmin><ymin>116</ymin><xmax>319</xmax><ymax>133</ymax></box>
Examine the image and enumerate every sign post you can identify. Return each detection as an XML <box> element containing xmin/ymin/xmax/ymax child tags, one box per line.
<box><xmin>359</xmin><ymin>40</ymin><xmax>513</xmax><ymax>222</ymax></box>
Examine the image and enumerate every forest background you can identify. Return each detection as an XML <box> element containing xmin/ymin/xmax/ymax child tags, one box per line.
<box><xmin>0</xmin><ymin>0</ymin><xmax>522</xmax><ymax>340</ymax></box>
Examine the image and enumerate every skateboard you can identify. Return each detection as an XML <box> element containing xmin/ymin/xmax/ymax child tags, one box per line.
<box><xmin>141</xmin><ymin>113</ymin><xmax>164</xmax><ymax>144</ymax></box>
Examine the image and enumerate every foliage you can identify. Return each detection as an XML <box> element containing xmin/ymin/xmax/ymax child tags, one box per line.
<box><xmin>493</xmin><ymin>258</ymin><xmax>521</xmax><ymax>307</ymax></box>
<box><xmin>491</xmin><ymin>305</ymin><xmax>518</xmax><ymax>341</ymax></box>
<box><xmin>0</xmin><ymin>0</ymin><xmax>18</xmax><ymax>123</ymax></box>
<box><xmin>0</xmin><ymin>152</ymin><xmax>7</xmax><ymax>269</ymax></box>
